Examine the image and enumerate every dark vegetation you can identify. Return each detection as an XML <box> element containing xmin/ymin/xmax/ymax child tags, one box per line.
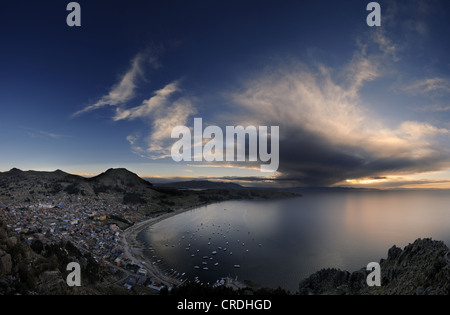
<box><xmin>123</xmin><ymin>192</ymin><xmax>146</xmax><ymax>205</ymax></box>
<box><xmin>0</xmin><ymin>218</ymin><xmax>125</xmax><ymax>295</ymax></box>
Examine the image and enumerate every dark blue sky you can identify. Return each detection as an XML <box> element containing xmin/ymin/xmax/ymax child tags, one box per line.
<box><xmin>1</xmin><ymin>0</ymin><xmax>450</xmax><ymax>188</ymax></box>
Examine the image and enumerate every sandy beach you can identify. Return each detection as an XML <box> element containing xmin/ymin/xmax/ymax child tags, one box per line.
<box><xmin>120</xmin><ymin>206</ymin><xmax>201</xmax><ymax>289</ymax></box>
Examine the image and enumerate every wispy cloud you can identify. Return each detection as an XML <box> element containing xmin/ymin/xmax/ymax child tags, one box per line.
<box><xmin>146</xmin><ymin>97</ymin><xmax>196</xmax><ymax>158</ymax></box>
<box><xmin>74</xmin><ymin>53</ymin><xmax>196</xmax><ymax>160</ymax></box>
<box><xmin>114</xmin><ymin>81</ymin><xmax>196</xmax><ymax>159</ymax></box>
<box><xmin>23</xmin><ymin>127</ymin><xmax>69</xmax><ymax>140</ymax></box>
<box><xmin>220</xmin><ymin>6</ymin><xmax>450</xmax><ymax>186</ymax></box>
<box><xmin>419</xmin><ymin>104</ymin><xmax>450</xmax><ymax>112</ymax></box>
<box><xmin>71</xmin><ymin>53</ymin><xmax>147</xmax><ymax>118</ymax></box>
<box><xmin>402</xmin><ymin>78</ymin><xmax>450</xmax><ymax>96</ymax></box>
<box><xmin>229</xmin><ymin>54</ymin><xmax>450</xmax><ymax>186</ymax></box>
<box><xmin>370</xmin><ymin>29</ymin><xmax>400</xmax><ymax>62</ymax></box>
<box><xmin>37</xmin><ymin>130</ymin><xmax>66</xmax><ymax>139</ymax></box>
<box><xmin>113</xmin><ymin>81</ymin><xmax>180</xmax><ymax>121</ymax></box>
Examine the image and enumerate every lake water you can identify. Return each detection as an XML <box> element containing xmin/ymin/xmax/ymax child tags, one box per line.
<box><xmin>141</xmin><ymin>190</ymin><xmax>450</xmax><ymax>293</ymax></box>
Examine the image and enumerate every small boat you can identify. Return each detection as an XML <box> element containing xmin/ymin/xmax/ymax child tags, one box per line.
<box><xmin>214</xmin><ymin>262</ymin><xmax>219</xmax><ymax>266</ymax></box>
<box><xmin>194</xmin><ymin>266</ymin><xmax>200</xmax><ymax>269</ymax></box>
<box><xmin>203</xmin><ymin>267</ymin><xmax>209</xmax><ymax>270</ymax></box>
<box><xmin>212</xmin><ymin>251</ymin><xmax>217</xmax><ymax>255</ymax></box>
<box><xmin>234</xmin><ymin>265</ymin><xmax>240</xmax><ymax>268</ymax></box>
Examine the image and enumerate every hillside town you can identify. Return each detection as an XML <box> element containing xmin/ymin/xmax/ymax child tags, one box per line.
<box><xmin>0</xmin><ymin>195</ymin><xmax>167</xmax><ymax>292</ymax></box>
<box><xmin>0</xmin><ymin>168</ymin><xmax>298</xmax><ymax>294</ymax></box>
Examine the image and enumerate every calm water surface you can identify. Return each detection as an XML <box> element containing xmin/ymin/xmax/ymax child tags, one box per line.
<box><xmin>141</xmin><ymin>191</ymin><xmax>450</xmax><ymax>292</ymax></box>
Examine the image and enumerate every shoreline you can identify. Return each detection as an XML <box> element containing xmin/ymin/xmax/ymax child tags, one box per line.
<box><xmin>120</xmin><ymin>204</ymin><xmax>206</xmax><ymax>289</ymax></box>
<box><xmin>119</xmin><ymin>194</ymin><xmax>300</xmax><ymax>291</ymax></box>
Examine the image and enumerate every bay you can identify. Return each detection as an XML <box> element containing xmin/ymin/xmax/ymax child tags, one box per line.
<box><xmin>141</xmin><ymin>190</ymin><xmax>450</xmax><ymax>293</ymax></box>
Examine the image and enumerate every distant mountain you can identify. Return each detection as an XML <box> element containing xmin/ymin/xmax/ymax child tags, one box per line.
<box><xmin>0</xmin><ymin>167</ymin><xmax>158</xmax><ymax>205</ymax></box>
<box><xmin>89</xmin><ymin>168</ymin><xmax>152</xmax><ymax>185</ymax></box>
<box><xmin>283</xmin><ymin>186</ymin><xmax>379</xmax><ymax>194</ymax></box>
<box><xmin>0</xmin><ymin>168</ymin><xmax>80</xmax><ymax>182</ymax></box>
<box><xmin>155</xmin><ymin>182</ymin><xmax>381</xmax><ymax>193</ymax></box>
<box><xmin>155</xmin><ymin>180</ymin><xmax>245</xmax><ymax>190</ymax></box>
<box><xmin>87</xmin><ymin>168</ymin><xmax>154</xmax><ymax>192</ymax></box>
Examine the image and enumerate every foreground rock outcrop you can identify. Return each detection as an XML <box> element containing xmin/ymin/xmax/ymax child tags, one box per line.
<box><xmin>0</xmin><ymin>218</ymin><xmax>129</xmax><ymax>295</ymax></box>
<box><xmin>299</xmin><ymin>238</ymin><xmax>450</xmax><ymax>295</ymax></box>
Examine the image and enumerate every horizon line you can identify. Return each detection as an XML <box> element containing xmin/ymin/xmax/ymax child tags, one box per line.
<box><xmin>2</xmin><ymin>166</ymin><xmax>450</xmax><ymax>191</ymax></box>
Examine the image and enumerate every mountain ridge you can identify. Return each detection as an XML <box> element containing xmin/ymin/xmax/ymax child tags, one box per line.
<box><xmin>0</xmin><ymin>167</ymin><xmax>159</xmax><ymax>211</ymax></box>
<box><xmin>155</xmin><ymin>180</ymin><xmax>244</xmax><ymax>190</ymax></box>
<box><xmin>0</xmin><ymin>167</ymin><xmax>300</xmax><ymax>221</ymax></box>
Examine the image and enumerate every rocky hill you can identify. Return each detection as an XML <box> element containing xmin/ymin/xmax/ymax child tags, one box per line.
<box><xmin>0</xmin><ymin>168</ymin><xmax>156</xmax><ymax>199</ymax></box>
<box><xmin>298</xmin><ymin>238</ymin><xmax>450</xmax><ymax>295</ymax></box>
<box><xmin>87</xmin><ymin>168</ymin><xmax>154</xmax><ymax>192</ymax></box>
<box><xmin>0</xmin><ymin>217</ymin><xmax>130</xmax><ymax>295</ymax></box>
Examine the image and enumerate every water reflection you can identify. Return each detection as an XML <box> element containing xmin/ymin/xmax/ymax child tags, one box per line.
<box><xmin>142</xmin><ymin>191</ymin><xmax>450</xmax><ymax>292</ymax></box>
